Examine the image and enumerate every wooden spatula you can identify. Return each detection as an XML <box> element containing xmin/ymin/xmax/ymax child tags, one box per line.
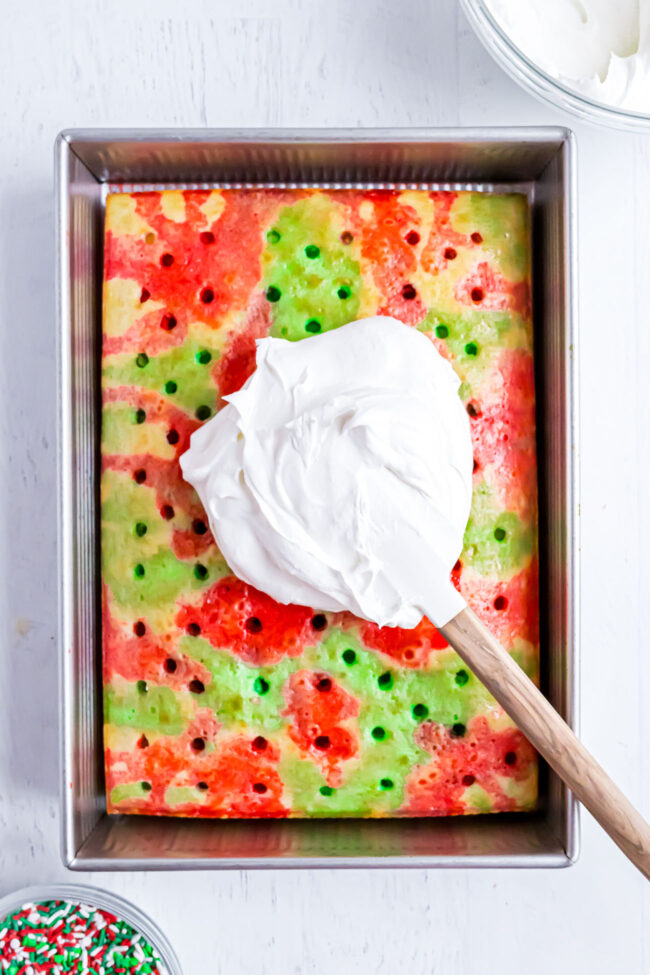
<box><xmin>439</xmin><ymin>607</ymin><xmax>650</xmax><ymax>880</ymax></box>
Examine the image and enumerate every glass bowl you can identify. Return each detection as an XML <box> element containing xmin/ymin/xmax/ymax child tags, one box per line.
<box><xmin>0</xmin><ymin>884</ymin><xmax>182</xmax><ymax>974</ymax></box>
<box><xmin>460</xmin><ymin>0</ymin><xmax>650</xmax><ymax>132</ymax></box>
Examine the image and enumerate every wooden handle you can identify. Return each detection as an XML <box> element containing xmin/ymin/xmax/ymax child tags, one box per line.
<box><xmin>439</xmin><ymin>607</ymin><xmax>650</xmax><ymax>881</ymax></box>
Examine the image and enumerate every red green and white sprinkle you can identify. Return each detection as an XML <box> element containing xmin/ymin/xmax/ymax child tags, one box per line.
<box><xmin>0</xmin><ymin>901</ymin><xmax>164</xmax><ymax>974</ymax></box>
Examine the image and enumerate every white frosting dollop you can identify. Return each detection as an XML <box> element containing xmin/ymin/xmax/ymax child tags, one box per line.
<box><xmin>180</xmin><ymin>317</ymin><xmax>472</xmax><ymax>628</ymax></box>
<box><xmin>486</xmin><ymin>0</ymin><xmax>650</xmax><ymax>114</ymax></box>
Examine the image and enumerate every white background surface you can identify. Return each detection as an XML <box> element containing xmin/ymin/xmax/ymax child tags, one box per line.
<box><xmin>0</xmin><ymin>1</ymin><xmax>648</xmax><ymax>972</ymax></box>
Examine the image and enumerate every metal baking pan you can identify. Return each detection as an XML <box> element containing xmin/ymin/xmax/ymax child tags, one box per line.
<box><xmin>56</xmin><ymin>128</ymin><xmax>578</xmax><ymax>870</ymax></box>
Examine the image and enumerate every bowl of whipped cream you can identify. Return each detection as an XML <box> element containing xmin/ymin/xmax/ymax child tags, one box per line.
<box><xmin>461</xmin><ymin>0</ymin><xmax>650</xmax><ymax>129</ymax></box>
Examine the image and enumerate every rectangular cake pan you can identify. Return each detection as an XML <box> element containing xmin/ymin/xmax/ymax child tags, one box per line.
<box><xmin>56</xmin><ymin>128</ymin><xmax>578</xmax><ymax>870</ymax></box>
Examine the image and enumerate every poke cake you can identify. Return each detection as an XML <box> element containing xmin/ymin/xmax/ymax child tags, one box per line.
<box><xmin>101</xmin><ymin>186</ymin><xmax>539</xmax><ymax>819</ymax></box>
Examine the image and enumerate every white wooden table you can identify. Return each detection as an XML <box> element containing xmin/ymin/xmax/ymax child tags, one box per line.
<box><xmin>0</xmin><ymin>1</ymin><xmax>648</xmax><ymax>972</ymax></box>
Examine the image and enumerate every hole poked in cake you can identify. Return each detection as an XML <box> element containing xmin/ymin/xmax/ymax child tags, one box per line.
<box><xmin>377</xmin><ymin>671</ymin><xmax>393</xmax><ymax>690</ymax></box>
<box><xmin>266</xmin><ymin>285</ymin><xmax>281</xmax><ymax>302</ymax></box>
<box><xmin>401</xmin><ymin>283</ymin><xmax>417</xmax><ymax>301</ymax></box>
<box><xmin>160</xmin><ymin>313</ymin><xmax>177</xmax><ymax>331</ymax></box>
<box><xmin>253</xmin><ymin>676</ymin><xmax>270</xmax><ymax>695</ymax></box>
<box><xmin>245</xmin><ymin>616</ymin><xmax>263</xmax><ymax>634</ymax></box>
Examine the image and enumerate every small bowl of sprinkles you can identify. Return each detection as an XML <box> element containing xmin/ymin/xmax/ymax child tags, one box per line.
<box><xmin>0</xmin><ymin>885</ymin><xmax>181</xmax><ymax>975</ymax></box>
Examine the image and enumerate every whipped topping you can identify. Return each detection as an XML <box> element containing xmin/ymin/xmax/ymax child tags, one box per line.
<box><xmin>486</xmin><ymin>0</ymin><xmax>650</xmax><ymax>113</ymax></box>
<box><xmin>180</xmin><ymin>317</ymin><xmax>473</xmax><ymax>629</ymax></box>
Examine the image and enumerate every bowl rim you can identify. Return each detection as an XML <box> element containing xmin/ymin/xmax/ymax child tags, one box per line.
<box><xmin>0</xmin><ymin>884</ymin><xmax>182</xmax><ymax>974</ymax></box>
<box><xmin>460</xmin><ymin>0</ymin><xmax>650</xmax><ymax>131</ymax></box>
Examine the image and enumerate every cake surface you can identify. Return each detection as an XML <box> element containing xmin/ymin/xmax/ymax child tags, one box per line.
<box><xmin>101</xmin><ymin>187</ymin><xmax>539</xmax><ymax>818</ymax></box>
